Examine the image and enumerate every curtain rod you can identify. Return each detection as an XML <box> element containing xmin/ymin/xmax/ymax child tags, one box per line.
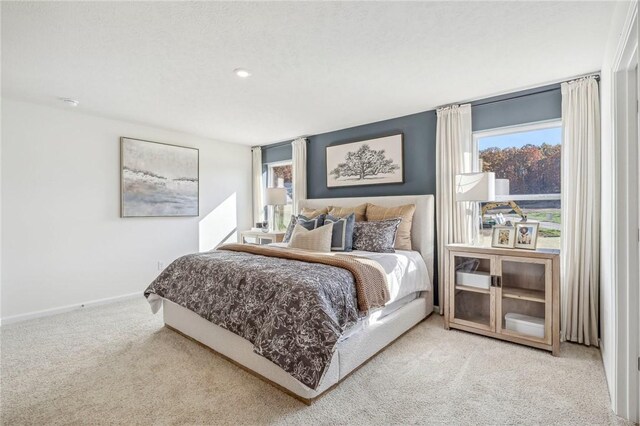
<box><xmin>440</xmin><ymin>71</ymin><xmax>601</xmax><ymax>110</ymax></box>
<box><xmin>471</xmin><ymin>87</ymin><xmax>560</xmax><ymax>108</ymax></box>
<box><xmin>259</xmin><ymin>137</ymin><xmax>310</xmax><ymax>150</ymax></box>
<box><xmin>259</xmin><ymin>141</ymin><xmax>290</xmax><ymax>150</ymax></box>
<box><xmin>260</xmin><ymin>72</ymin><xmax>600</xmax><ymax>148</ymax></box>
<box><xmin>471</xmin><ymin>74</ymin><xmax>600</xmax><ymax>108</ymax></box>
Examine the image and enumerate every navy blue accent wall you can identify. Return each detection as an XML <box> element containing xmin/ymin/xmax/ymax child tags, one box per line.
<box><xmin>261</xmin><ymin>83</ymin><xmax>562</xmax><ymax>180</ymax></box>
<box><xmin>472</xmin><ymin>84</ymin><xmax>561</xmax><ymax>132</ymax></box>
<box><xmin>262</xmin><ymin>143</ymin><xmax>292</xmax><ymax>164</ymax></box>
<box><xmin>261</xmin><ymin>83</ymin><xmax>563</xmax><ymax>305</ymax></box>
<box><xmin>307</xmin><ymin>111</ymin><xmax>437</xmax><ymax>199</ymax></box>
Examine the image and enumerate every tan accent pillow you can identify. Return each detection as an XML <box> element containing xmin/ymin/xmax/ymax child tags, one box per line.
<box><xmin>288</xmin><ymin>224</ymin><xmax>332</xmax><ymax>252</ymax></box>
<box><xmin>328</xmin><ymin>204</ymin><xmax>367</xmax><ymax>222</ymax></box>
<box><xmin>365</xmin><ymin>203</ymin><xmax>416</xmax><ymax>250</ymax></box>
<box><xmin>299</xmin><ymin>207</ymin><xmax>328</xmax><ymax>218</ymax></box>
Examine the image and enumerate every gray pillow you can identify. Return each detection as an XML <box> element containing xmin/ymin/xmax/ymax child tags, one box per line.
<box><xmin>324</xmin><ymin>213</ymin><xmax>355</xmax><ymax>252</ymax></box>
<box><xmin>283</xmin><ymin>214</ymin><xmax>326</xmax><ymax>243</ymax></box>
<box><xmin>352</xmin><ymin>218</ymin><xmax>402</xmax><ymax>253</ymax></box>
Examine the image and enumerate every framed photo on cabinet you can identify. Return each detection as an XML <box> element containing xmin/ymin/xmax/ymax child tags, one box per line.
<box><xmin>514</xmin><ymin>222</ymin><xmax>539</xmax><ymax>249</ymax></box>
<box><xmin>491</xmin><ymin>226</ymin><xmax>516</xmax><ymax>248</ymax></box>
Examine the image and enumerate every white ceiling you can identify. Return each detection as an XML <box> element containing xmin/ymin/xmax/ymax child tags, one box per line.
<box><xmin>2</xmin><ymin>1</ymin><xmax>617</xmax><ymax>146</ymax></box>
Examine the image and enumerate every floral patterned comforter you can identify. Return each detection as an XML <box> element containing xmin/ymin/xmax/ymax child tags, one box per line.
<box><xmin>144</xmin><ymin>249</ymin><xmax>359</xmax><ymax>389</ymax></box>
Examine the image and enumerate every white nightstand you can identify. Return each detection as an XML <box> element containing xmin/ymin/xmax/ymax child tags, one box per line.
<box><xmin>240</xmin><ymin>230</ymin><xmax>285</xmax><ymax>245</ymax></box>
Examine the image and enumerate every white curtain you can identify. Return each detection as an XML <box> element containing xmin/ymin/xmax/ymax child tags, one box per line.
<box><xmin>291</xmin><ymin>138</ymin><xmax>307</xmax><ymax>214</ymax></box>
<box><xmin>435</xmin><ymin>104</ymin><xmax>474</xmax><ymax>312</ymax></box>
<box><xmin>251</xmin><ymin>146</ymin><xmax>264</xmax><ymax>225</ymax></box>
<box><xmin>560</xmin><ymin>76</ymin><xmax>600</xmax><ymax>346</ymax></box>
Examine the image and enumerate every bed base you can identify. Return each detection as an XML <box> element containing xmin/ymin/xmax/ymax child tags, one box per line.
<box><xmin>162</xmin><ymin>293</ymin><xmax>433</xmax><ymax>405</ymax></box>
<box><xmin>164</xmin><ymin>324</ymin><xmax>319</xmax><ymax>405</ymax></box>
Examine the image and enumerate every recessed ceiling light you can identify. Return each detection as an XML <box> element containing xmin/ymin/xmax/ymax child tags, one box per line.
<box><xmin>233</xmin><ymin>68</ymin><xmax>251</xmax><ymax>78</ymax></box>
<box><xmin>60</xmin><ymin>98</ymin><xmax>79</xmax><ymax>107</ymax></box>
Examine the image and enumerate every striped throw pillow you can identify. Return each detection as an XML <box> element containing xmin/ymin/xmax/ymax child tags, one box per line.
<box><xmin>283</xmin><ymin>214</ymin><xmax>326</xmax><ymax>243</ymax></box>
<box><xmin>324</xmin><ymin>213</ymin><xmax>355</xmax><ymax>252</ymax></box>
<box><xmin>288</xmin><ymin>224</ymin><xmax>332</xmax><ymax>252</ymax></box>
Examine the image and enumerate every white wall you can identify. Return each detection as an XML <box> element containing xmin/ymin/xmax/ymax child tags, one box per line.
<box><xmin>599</xmin><ymin>0</ymin><xmax>637</xmax><ymax>415</ymax></box>
<box><xmin>1</xmin><ymin>98</ymin><xmax>252</xmax><ymax>322</ymax></box>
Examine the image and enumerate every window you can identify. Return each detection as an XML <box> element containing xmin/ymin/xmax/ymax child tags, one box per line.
<box><xmin>474</xmin><ymin>120</ymin><xmax>562</xmax><ymax>249</ymax></box>
<box><xmin>267</xmin><ymin>161</ymin><xmax>293</xmax><ymax>230</ymax></box>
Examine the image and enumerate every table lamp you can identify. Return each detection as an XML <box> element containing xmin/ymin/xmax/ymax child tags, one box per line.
<box><xmin>455</xmin><ymin>172</ymin><xmax>496</xmax><ymax>245</ymax></box>
<box><xmin>264</xmin><ymin>187</ymin><xmax>287</xmax><ymax>232</ymax></box>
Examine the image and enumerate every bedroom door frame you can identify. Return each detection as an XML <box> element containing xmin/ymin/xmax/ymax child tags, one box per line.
<box><xmin>636</xmin><ymin>59</ymin><xmax>640</xmax><ymax>426</ymax></box>
<box><xmin>611</xmin><ymin>2</ymin><xmax>639</xmax><ymax>421</ymax></box>
<box><xmin>636</xmin><ymin>12</ymin><xmax>640</xmax><ymax>417</ymax></box>
<box><xmin>636</xmin><ymin>57</ymin><xmax>640</xmax><ymax>426</ymax></box>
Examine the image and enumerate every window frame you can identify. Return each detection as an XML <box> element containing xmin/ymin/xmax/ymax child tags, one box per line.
<box><xmin>266</xmin><ymin>160</ymin><xmax>293</xmax><ymax>231</ymax></box>
<box><xmin>473</xmin><ymin>119</ymin><xmax>562</xmax><ymax>202</ymax></box>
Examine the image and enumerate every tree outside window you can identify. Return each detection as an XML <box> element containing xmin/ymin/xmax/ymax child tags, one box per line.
<box><xmin>476</xmin><ymin>121</ymin><xmax>562</xmax><ymax>249</ymax></box>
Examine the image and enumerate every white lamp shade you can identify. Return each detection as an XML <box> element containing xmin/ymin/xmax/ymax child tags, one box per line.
<box><xmin>495</xmin><ymin>179</ymin><xmax>510</xmax><ymax>196</ymax></box>
<box><xmin>264</xmin><ymin>187</ymin><xmax>287</xmax><ymax>205</ymax></box>
<box><xmin>455</xmin><ymin>172</ymin><xmax>496</xmax><ymax>202</ymax></box>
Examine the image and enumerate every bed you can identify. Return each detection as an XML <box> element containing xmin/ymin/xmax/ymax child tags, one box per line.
<box><xmin>149</xmin><ymin>194</ymin><xmax>434</xmax><ymax>404</ymax></box>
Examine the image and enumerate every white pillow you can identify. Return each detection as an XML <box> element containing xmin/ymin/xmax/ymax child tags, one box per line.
<box><xmin>288</xmin><ymin>223</ymin><xmax>332</xmax><ymax>253</ymax></box>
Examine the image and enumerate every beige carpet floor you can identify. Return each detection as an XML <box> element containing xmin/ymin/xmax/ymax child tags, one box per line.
<box><xmin>1</xmin><ymin>297</ymin><xmax>630</xmax><ymax>425</ymax></box>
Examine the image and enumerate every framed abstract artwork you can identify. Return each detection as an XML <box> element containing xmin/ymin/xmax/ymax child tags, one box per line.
<box><xmin>326</xmin><ymin>134</ymin><xmax>404</xmax><ymax>188</ymax></box>
<box><xmin>120</xmin><ymin>137</ymin><xmax>199</xmax><ymax>217</ymax></box>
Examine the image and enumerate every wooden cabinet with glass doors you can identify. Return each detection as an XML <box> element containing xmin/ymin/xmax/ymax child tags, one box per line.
<box><xmin>444</xmin><ymin>244</ymin><xmax>560</xmax><ymax>355</ymax></box>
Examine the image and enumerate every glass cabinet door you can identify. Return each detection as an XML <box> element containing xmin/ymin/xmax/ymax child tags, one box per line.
<box><xmin>496</xmin><ymin>257</ymin><xmax>552</xmax><ymax>344</ymax></box>
<box><xmin>448</xmin><ymin>252</ymin><xmax>495</xmax><ymax>331</ymax></box>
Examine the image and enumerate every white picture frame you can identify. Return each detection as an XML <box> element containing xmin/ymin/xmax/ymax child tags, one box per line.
<box><xmin>514</xmin><ymin>222</ymin><xmax>540</xmax><ymax>250</ymax></box>
<box><xmin>325</xmin><ymin>134</ymin><xmax>404</xmax><ymax>188</ymax></box>
<box><xmin>491</xmin><ymin>225</ymin><xmax>516</xmax><ymax>248</ymax></box>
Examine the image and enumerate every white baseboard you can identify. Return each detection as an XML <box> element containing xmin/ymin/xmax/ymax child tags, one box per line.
<box><xmin>0</xmin><ymin>292</ymin><xmax>144</xmax><ymax>326</ymax></box>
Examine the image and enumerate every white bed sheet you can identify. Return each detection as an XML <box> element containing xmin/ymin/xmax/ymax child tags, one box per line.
<box><xmin>342</xmin><ymin>249</ymin><xmax>431</xmax><ymax>301</ymax></box>
<box><xmin>269</xmin><ymin>243</ymin><xmax>431</xmax><ymax>305</ymax></box>
<box><xmin>339</xmin><ymin>292</ymin><xmax>419</xmax><ymax>341</ymax></box>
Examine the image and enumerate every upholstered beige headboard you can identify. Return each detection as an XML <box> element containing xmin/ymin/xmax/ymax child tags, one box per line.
<box><xmin>298</xmin><ymin>194</ymin><xmax>435</xmax><ymax>287</ymax></box>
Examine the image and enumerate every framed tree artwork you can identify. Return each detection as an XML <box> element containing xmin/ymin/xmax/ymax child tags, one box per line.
<box><xmin>326</xmin><ymin>134</ymin><xmax>404</xmax><ymax>188</ymax></box>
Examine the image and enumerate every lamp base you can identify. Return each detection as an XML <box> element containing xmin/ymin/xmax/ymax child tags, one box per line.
<box><xmin>471</xmin><ymin>204</ymin><xmax>485</xmax><ymax>246</ymax></box>
<box><xmin>270</xmin><ymin>205</ymin><xmax>286</xmax><ymax>232</ymax></box>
